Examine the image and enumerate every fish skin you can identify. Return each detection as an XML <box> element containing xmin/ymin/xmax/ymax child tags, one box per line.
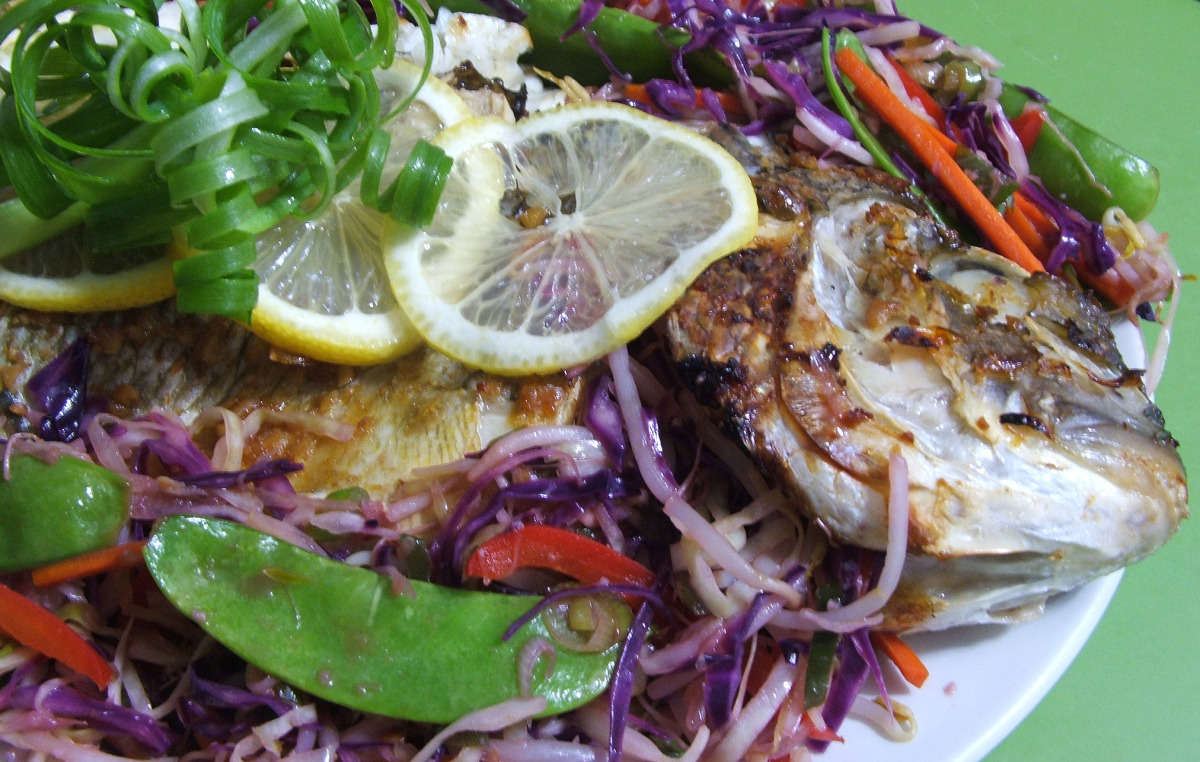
<box><xmin>666</xmin><ymin>154</ymin><xmax>1188</xmax><ymax>631</ymax></box>
<box><xmin>0</xmin><ymin>302</ymin><xmax>581</xmax><ymax>498</ymax></box>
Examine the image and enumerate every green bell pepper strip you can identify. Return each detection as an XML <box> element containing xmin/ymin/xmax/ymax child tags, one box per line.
<box><xmin>428</xmin><ymin>0</ymin><xmax>731</xmax><ymax>87</ymax></box>
<box><xmin>0</xmin><ymin>454</ymin><xmax>131</xmax><ymax>573</ymax></box>
<box><xmin>998</xmin><ymin>83</ymin><xmax>1159</xmax><ymax>222</ymax></box>
<box><xmin>143</xmin><ymin>515</ymin><xmax>630</xmax><ymax>724</ymax></box>
<box><xmin>803</xmin><ymin>628</ymin><xmax>839</xmax><ymax>709</ymax></box>
<box><xmin>802</xmin><ymin>582</ymin><xmax>842</xmax><ymax>709</ymax></box>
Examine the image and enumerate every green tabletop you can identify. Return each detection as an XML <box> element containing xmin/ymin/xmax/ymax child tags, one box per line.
<box><xmin>902</xmin><ymin>1</ymin><xmax>1200</xmax><ymax>760</ymax></box>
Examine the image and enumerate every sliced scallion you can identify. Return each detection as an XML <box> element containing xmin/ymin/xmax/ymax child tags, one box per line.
<box><xmin>387</xmin><ymin>139</ymin><xmax>453</xmax><ymax>229</ymax></box>
<box><xmin>1</xmin><ymin>0</ymin><xmax>438</xmax><ymax>321</ymax></box>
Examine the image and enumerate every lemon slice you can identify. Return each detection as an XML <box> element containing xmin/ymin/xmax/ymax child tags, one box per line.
<box><xmin>0</xmin><ymin>222</ymin><xmax>175</xmax><ymax>311</ymax></box>
<box><xmin>383</xmin><ymin>102</ymin><xmax>759</xmax><ymax>375</ymax></box>
<box><xmin>246</xmin><ymin>60</ymin><xmax>473</xmax><ymax>364</ymax></box>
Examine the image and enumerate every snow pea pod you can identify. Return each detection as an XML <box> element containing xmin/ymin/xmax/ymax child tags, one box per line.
<box><xmin>144</xmin><ymin>516</ymin><xmax>628</xmax><ymax>723</ymax></box>
<box><xmin>0</xmin><ymin>454</ymin><xmax>129</xmax><ymax>572</ymax></box>
<box><xmin>999</xmin><ymin>83</ymin><xmax>1159</xmax><ymax>222</ymax></box>
<box><xmin>429</xmin><ymin>0</ymin><xmax>731</xmax><ymax>87</ymax></box>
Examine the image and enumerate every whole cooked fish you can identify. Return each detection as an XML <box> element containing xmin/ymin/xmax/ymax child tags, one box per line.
<box><xmin>666</xmin><ymin>153</ymin><xmax>1188</xmax><ymax>630</ymax></box>
<box><xmin>0</xmin><ymin>303</ymin><xmax>581</xmax><ymax>498</ymax></box>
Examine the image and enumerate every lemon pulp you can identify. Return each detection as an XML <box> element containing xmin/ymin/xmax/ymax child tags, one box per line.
<box><xmin>245</xmin><ymin>60</ymin><xmax>473</xmax><ymax>365</ymax></box>
<box><xmin>0</xmin><ymin>225</ymin><xmax>175</xmax><ymax>312</ymax></box>
<box><xmin>384</xmin><ymin>101</ymin><xmax>758</xmax><ymax>375</ymax></box>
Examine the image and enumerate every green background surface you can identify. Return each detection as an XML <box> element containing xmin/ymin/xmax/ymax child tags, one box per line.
<box><xmin>902</xmin><ymin>1</ymin><xmax>1200</xmax><ymax>761</ymax></box>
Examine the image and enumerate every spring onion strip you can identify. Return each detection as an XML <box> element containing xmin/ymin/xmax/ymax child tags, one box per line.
<box><xmin>0</xmin><ymin>198</ymin><xmax>88</xmax><ymax>258</ymax></box>
<box><xmin>388</xmin><ymin>139</ymin><xmax>453</xmax><ymax>228</ymax></box>
<box><xmin>1</xmin><ymin>0</ymin><xmax>441</xmax><ymax>319</ymax></box>
<box><xmin>226</xmin><ymin>1</ymin><xmax>310</xmax><ymax>72</ymax></box>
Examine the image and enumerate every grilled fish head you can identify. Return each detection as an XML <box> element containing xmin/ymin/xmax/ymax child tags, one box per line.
<box><xmin>666</xmin><ymin>156</ymin><xmax>1188</xmax><ymax>630</ymax></box>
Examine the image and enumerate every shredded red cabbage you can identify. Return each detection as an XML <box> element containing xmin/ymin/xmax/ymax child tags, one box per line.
<box><xmin>189</xmin><ymin>671</ymin><xmax>298</xmax><ymax>716</ymax></box>
<box><xmin>470</xmin><ymin>0</ymin><xmax>529</xmax><ymax>23</ymax></box>
<box><xmin>1020</xmin><ymin>176</ymin><xmax>1121</xmax><ymax>274</ymax></box>
<box><xmin>945</xmin><ymin>99</ymin><xmax>1021</xmax><ymax>178</ymax></box>
<box><xmin>25</xmin><ymin>337</ymin><xmax>92</xmax><ymax>442</ymax></box>
<box><xmin>433</xmin><ymin>464</ymin><xmax>635</xmax><ymax>583</ymax></box>
<box><xmin>702</xmin><ymin>651</ymin><xmax>742</xmax><ymax>728</ymax></box>
<box><xmin>177</xmin><ymin>458</ymin><xmax>304</xmax><ymax>489</ymax></box>
<box><xmin>607</xmin><ymin>603</ymin><xmax>654</xmax><ymax>762</ymax></box>
<box><xmin>3</xmin><ymin>684</ymin><xmax>173</xmax><ymax>756</ymax></box>
<box><xmin>582</xmin><ymin>375</ymin><xmax>627</xmax><ymax>467</ymax></box>
<box><xmin>849</xmin><ymin>626</ymin><xmax>891</xmax><ymax>711</ymax></box>
<box><xmin>808</xmin><ymin>633</ymin><xmax>870</xmax><ymax>753</ymax></box>
<box><xmin>564</xmin><ymin>0</ymin><xmax>606</xmax><ymax>38</ymax></box>
<box><xmin>762</xmin><ymin>59</ymin><xmax>857</xmax><ymax>141</ymax></box>
<box><xmin>129</xmin><ymin>412</ymin><xmax>214</xmax><ymax>476</ymax></box>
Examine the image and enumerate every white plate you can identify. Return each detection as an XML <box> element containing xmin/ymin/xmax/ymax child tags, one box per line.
<box><xmin>823</xmin><ymin>572</ymin><xmax>1120</xmax><ymax>761</ymax></box>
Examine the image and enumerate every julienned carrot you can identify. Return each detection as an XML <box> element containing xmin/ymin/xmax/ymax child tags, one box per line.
<box><xmin>870</xmin><ymin>631</ymin><xmax>929</xmax><ymax>688</ymax></box>
<box><xmin>31</xmin><ymin>539</ymin><xmax>149</xmax><ymax>588</ymax></box>
<box><xmin>1004</xmin><ymin>196</ymin><xmax>1052</xmax><ymax>263</ymax></box>
<box><xmin>1013</xmin><ymin>190</ymin><xmax>1057</xmax><ymax>236</ymax></box>
<box><xmin>0</xmin><ymin>580</ymin><xmax>114</xmax><ymax>690</ymax></box>
<box><xmin>834</xmin><ymin>47</ymin><xmax>1045</xmax><ymax>274</ymax></box>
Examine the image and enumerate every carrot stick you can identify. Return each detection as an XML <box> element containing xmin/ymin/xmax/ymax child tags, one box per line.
<box><xmin>870</xmin><ymin>631</ymin><xmax>929</xmax><ymax>688</ymax></box>
<box><xmin>1013</xmin><ymin>190</ymin><xmax>1057</xmax><ymax>236</ymax></box>
<box><xmin>0</xmin><ymin>581</ymin><xmax>114</xmax><ymax>690</ymax></box>
<box><xmin>1004</xmin><ymin>197</ymin><xmax>1052</xmax><ymax>263</ymax></box>
<box><xmin>623</xmin><ymin>83</ymin><xmax>654</xmax><ymax>108</ymax></box>
<box><xmin>31</xmin><ymin>539</ymin><xmax>149</xmax><ymax>588</ymax></box>
<box><xmin>835</xmin><ymin>47</ymin><xmax>1044</xmax><ymax>274</ymax></box>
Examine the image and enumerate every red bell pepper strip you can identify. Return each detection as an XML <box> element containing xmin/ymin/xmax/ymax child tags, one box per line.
<box><xmin>885</xmin><ymin>55</ymin><xmax>946</xmax><ymax>128</ymax></box>
<box><xmin>1009</xmin><ymin>108</ymin><xmax>1047</xmax><ymax>153</ymax></box>
<box><xmin>465</xmin><ymin>524</ymin><xmax>655</xmax><ymax>588</ymax></box>
<box><xmin>0</xmin><ymin>581</ymin><xmax>114</xmax><ymax>690</ymax></box>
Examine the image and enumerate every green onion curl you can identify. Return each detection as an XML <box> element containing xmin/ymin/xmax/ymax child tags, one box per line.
<box><xmin>1</xmin><ymin>0</ymin><xmax>442</xmax><ymax>320</ymax></box>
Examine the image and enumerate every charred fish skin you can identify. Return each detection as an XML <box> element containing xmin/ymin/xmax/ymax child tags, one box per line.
<box><xmin>0</xmin><ymin>302</ymin><xmax>582</xmax><ymax>498</ymax></box>
<box><xmin>667</xmin><ymin>156</ymin><xmax>1187</xmax><ymax>631</ymax></box>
